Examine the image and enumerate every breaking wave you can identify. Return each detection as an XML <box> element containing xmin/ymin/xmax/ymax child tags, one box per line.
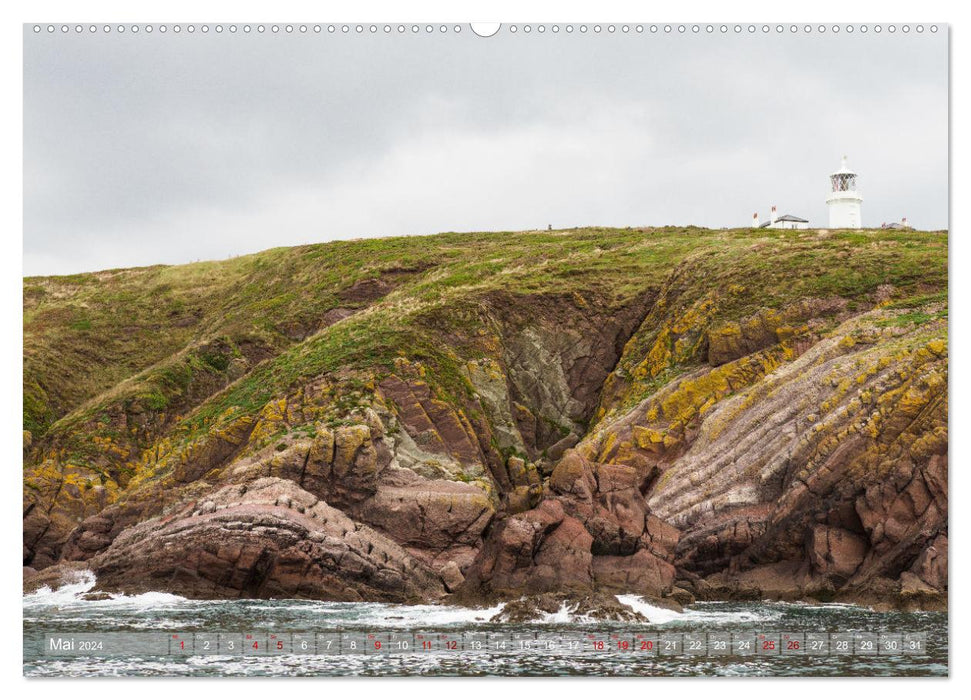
<box><xmin>339</xmin><ymin>601</ymin><xmax>506</xmax><ymax>626</ymax></box>
<box><xmin>616</xmin><ymin>595</ymin><xmax>785</xmax><ymax>626</ymax></box>
<box><xmin>24</xmin><ymin>570</ymin><xmax>849</xmax><ymax>633</ymax></box>
<box><xmin>23</xmin><ymin>569</ymin><xmax>505</xmax><ymax>627</ymax></box>
<box><xmin>23</xmin><ymin>570</ymin><xmax>188</xmax><ymax>611</ymax></box>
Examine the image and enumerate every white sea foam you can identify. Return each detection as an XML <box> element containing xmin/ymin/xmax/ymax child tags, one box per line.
<box><xmin>676</xmin><ymin>606</ymin><xmax>783</xmax><ymax>624</ymax></box>
<box><xmin>615</xmin><ymin>594</ymin><xmax>785</xmax><ymax>625</ymax></box>
<box><xmin>24</xmin><ymin>568</ymin><xmax>786</xmax><ymax>629</ymax></box>
<box><xmin>769</xmin><ymin>600</ymin><xmax>864</xmax><ymax>611</ymax></box>
<box><xmin>21</xmin><ymin>569</ymin><xmax>782</xmax><ymax>629</ymax></box>
<box><xmin>22</xmin><ymin>569</ymin><xmax>504</xmax><ymax>625</ymax></box>
<box><xmin>347</xmin><ymin>601</ymin><xmax>507</xmax><ymax>626</ymax></box>
<box><xmin>22</xmin><ymin>569</ymin><xmax>97</xmax><ymax>606</ymax></box>
<box><xmin>615</xmin><ymin>594</ymin><xmax>686</xmax><ymax>624</ymax></box>
<box><xmin>23</xmin><ymin>569</ymin><xmax>188</xmax><ymax>611</ymax></box>
<box><xmin>539</xmin><ymin>602</ymin><xmax>576</xmax><ymax>624</ymax></box>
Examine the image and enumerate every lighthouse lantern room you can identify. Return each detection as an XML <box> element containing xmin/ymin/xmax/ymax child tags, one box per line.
<box><xmin>826</xmin><ymin>156</ymin><xmax>863</xmax><ymax>229</ymax></box>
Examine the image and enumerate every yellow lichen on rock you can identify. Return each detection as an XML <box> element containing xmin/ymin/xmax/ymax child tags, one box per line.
<box><xmin>249</xmin><ymin>397</ymin><xmax>289</xmax><ymax>447</ymax></box>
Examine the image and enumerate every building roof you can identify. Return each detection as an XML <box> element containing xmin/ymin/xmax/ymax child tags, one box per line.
<box><xmin>760</xmin><ymin>214</ymin><xmax>809</xmax><ymax>227</ymax></box>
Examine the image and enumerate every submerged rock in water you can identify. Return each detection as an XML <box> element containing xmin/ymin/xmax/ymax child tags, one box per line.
<box><xmin>490</xmin><ymin>592</ymin><xmax>649</xmax><ymax>623</ymax></box>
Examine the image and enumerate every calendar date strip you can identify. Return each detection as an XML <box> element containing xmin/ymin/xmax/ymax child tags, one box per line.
<box><xmin>40</xmin><ymin>630</ymin><xmax>929</xmax><ymax>658</ymax></box>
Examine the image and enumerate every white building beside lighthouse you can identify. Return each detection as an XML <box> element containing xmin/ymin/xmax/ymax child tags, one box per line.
<box><xmin>751</xmin><ymin>205</ymin><xmax>810</xmax><ymax>229</ymax></box>
<box><xmin>826</xmin><ymin>156</ymin><xmax>863</xmax><ymax>228</ymax></box>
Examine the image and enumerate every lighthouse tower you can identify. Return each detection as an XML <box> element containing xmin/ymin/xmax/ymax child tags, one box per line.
<box><xmin>826</xmin><ymin>156</ymin><xmax>863</xmax><ymax>229</ymax></box>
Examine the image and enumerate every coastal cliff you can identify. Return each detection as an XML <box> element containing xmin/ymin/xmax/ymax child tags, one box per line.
<box><xmin>23</xmin><ymin>226</ymin><xmax>948</xmax><ymax>610</ymax></box>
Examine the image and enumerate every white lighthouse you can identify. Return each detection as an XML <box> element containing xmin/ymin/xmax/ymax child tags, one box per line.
<box><xmin>826</xmin><ymin>156</ymin><xmax>863</xmax><ymax>229</ymax></box>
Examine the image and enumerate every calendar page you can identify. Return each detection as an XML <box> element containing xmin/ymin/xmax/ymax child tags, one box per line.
<box><xmin>21</xmin><ymin>18</ymin><xmax>948</xmax><ymax>679</ymax></box>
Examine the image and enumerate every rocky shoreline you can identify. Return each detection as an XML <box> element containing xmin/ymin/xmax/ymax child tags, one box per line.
<box><xmin>24</xmin><ymin>363</ymin><xmax>947</xmax><ymax>613</ymax></box>
<box><xmin>24</xmin><ymin>230</ymin><xmax>948</xmax><ymax>614</ymax></box>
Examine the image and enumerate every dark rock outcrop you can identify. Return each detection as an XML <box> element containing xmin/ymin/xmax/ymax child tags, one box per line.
<box><xmin>460</xmin><ymin>500</ymin><xmax>594</xmax><ymax>598</ymax></box>
<box><xmin>65</xmin><ymin>478</ymin><xmax>446</xmax><ymax>601</ymax></box>
<box><xmin>490</xmin><ymin>592</ymin><xmax>649</xmax><ymax>623</ymax></box>
<box><xmin>458</xmin><ymin>450</ymin><xmax>681</xmax><ymax>603</ymax></box>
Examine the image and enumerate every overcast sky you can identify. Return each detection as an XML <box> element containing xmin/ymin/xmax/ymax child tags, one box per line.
<box><xmin>23</xmin><ymin>25</ymin><xmax>948</xmax><ymax>276</ymax></box>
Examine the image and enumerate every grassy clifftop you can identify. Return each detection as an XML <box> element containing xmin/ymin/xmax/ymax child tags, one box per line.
<box><xmin>25</xmin><ymin>225</ymin><xmax>946</xmax><ymax>436</ymax></box>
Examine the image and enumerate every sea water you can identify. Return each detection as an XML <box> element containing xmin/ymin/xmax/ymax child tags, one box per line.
<box><xmin>23</xmin><ymin>572</ymin><xmax>947</xmax><ymax>677</ymax></box>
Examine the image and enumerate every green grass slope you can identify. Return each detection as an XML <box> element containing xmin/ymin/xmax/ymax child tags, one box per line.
<box><xmin>24</xmin><ymin>226</ymin><xmax>947</xmax><ymax>508</ymax></box>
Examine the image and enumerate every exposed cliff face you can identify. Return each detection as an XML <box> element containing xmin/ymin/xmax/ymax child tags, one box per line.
<box><xmin>23</xmin><ymin>227</ymin><xmax>948</xmax><ymax>609</ymax></box>
<box><xmin>582</xmin><ymin>308</ymin><xmax>947</xmax><ymax>608</ymax></box>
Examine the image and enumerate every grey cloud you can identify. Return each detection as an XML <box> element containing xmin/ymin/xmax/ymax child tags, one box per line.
<box><xmin>24</xmin><ymin>27</ymin><xmax>948</xmax><ymax>275</ymax></box>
